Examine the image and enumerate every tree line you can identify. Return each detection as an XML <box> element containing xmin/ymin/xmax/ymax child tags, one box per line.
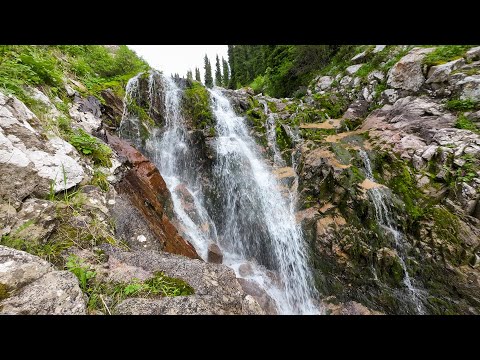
<box><xmin>186</xmin><ymin>54</ymin><xmax>230</xmax><ymax>89</ymax></box>
<box><xmin>226</xmin><ymin>45</ymin><xmax>348</xmax><ymax>98</ymax></box>
<box><xmin>186</xmin><ymin>46</ymin><xmax>348</xmax><ymax>98</ymax></box>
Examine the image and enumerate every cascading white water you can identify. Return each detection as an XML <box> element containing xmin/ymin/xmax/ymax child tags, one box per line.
<box><xmin>359</xmin><ymin>150</ymin><xmax>425</xmax><ymax>314</ymax></box>
<box><xmin>259</xmin><ymin>100</ymin><xmax>285</xmax><ymax>167</ymax></box>
<box><xmin>208</xmin><ymin>88</ymin><xmax>319</xmax><ymax>314</ymax></box>
<box><xmin>119</xmin><ymin>72</ymin><xmax>319</xmax><ymax>314</ymax></box>
<box><xmin>145</xmin><ymin>76</ymin><xmax>218</xmax><ymax>260</ymax></box>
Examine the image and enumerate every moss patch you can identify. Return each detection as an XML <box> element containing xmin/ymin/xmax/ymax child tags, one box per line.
<box><xmin>182</xmin><ymin>81</ymin><xmax>214</xmax><ymax>129</ymax></box>
<box><xmin>0</xmin><ymin>283</ymin><xmax>10</xmax><ymax>301</ymax></box>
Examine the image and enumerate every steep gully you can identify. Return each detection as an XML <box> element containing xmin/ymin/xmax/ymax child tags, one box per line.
<box><xmin>119</xmin><ymin>72</ymin><xmax>319</xmax><ymax>314</ymax></box>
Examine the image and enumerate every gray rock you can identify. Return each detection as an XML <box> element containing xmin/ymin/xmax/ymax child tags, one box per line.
<box><xmin>387</xmin><ymin>47</ymin><xmax>434</xmax><ymax>91</ymax></box>
<box><xmin>382</xmin><ymin>89</ymin><xmax>399</xmax><ymax>104</ymax></box>
<box><xmin>9</xmin><ymin>198</ymin><xmax>58</xmax><ymax>242</ymax></box>
<box><xmin>466</xmin><ymin>46</ymin><xmax>480</xmax><ymax>62</ymax></box>
<box><xmin>0</xmin><ymin>92</ymin><xmax>84</xmax><ymax>206</ymax></box>
<box><xmin>457</xmin><ymin>75</ymin><xmax>480</xmax><ymax>102</ymax></box>
<box><xmin>65</xmin><ymin>83</ymin><xmax>76</xmax><ymax>97</ymax></box>
<box><xmin>236</xmin><ymin>278</ymin><xmax>278</xmax><ymax>314</ymax></box>
<box><xmin>115</xmin><ymin>295</ymin><xmax>264</xmax><ymax>315</ymax></box>
<box><xmin>69</xmin><ymin>103</ymin><xmax>102</xmax><ymax>134</ymax></box>
<box><xmin>346</xmin><ymin>64</ymin><xmax>363</xmax><ymax>75</ymax></box>
<box><xmin>207</xmin><ymin>243</ymin><xmax>223</xmax><ymax>264</ymax></box>
<box><xmin>373</xmin><ymin>45</ymin><xmax>386</xmax><ymax>54</ymax></box>
<box><xmin>421</xmin><ymin>144</ymin><xmax>438</xmax><ymax>161</ymax></box>
<box><xmin>0</xmin><ymin>245</ymin><xmax>53</xmax><ymax>289</ymax></box>
<box><xmin>0</xmin><ymin>271</ymin><xmax>86</xmax><ymax>314</ymax></box>
<box><xmin>351</xmin><ymin>51</ymin><xmax>367</xmax><ymax>63</ymax></box>
<box><xmin>315</xmin><ymin>76</ymin><xmax>334</xmax><ymax>91</ymax></box>
<box><xmin>100</xmin><ymin>245</ymin><xmax>264</xmax><ymax>314</ymax></box>
<box><xmin>0</xmin><ymin>245</ymin><xmax>86</xmax><ymax>314</ymax></box>
<box><xmin>426</xmin><ymin>58</ymin><xmax>465</xmax><ymax>84</ymax></box>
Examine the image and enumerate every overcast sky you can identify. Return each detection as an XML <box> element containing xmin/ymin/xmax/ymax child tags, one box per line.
<box><xmin>127</xmin><ymin>45</ymin><xmax>228</xmax><ymax>81</ymax></box>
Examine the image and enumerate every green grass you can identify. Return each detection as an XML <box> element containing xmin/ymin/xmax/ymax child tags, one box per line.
<box><xmin>445</xmin><ymin>98</ymin><xmax>479</xmax><ymax>112</ymax></box>
<box><xmin>423</xmin><ymin>45</ymin><xmax>474</xmax><ymax>67</ymax></box>
<box><xmin>64</xmin><ymin>254</ymin><xmax>195</xmax><ymax>313</ymax></box>
<box><xmin>455</xmin><ymin>114</ymin><xmax>478</xmax><ymax>133</ymax></box>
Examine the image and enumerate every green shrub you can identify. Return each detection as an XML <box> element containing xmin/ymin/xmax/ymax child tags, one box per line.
<box><xmin>250</xmin><ymin>75</ymin><xmax>266</xmax><ymax>94</ymax></box>
<box><xmin>66</xmin><ymin>254</ymin><xmax>97</xmax><ymax>292</ymax></box>
<box><xmin>445</xmin><ymin>98</ymin><xmax>478</xmax><ymax>112</ymax></box>
<box><xmin>68</xmin><ymin>129</ymin><xmax>112</xmax><ymax>167</ymax></box>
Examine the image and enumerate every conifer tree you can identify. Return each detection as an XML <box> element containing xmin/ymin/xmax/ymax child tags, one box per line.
<box><xmin>215</xmin><ymin>55</ymin><xmax>222</xmax><ymax>86</ymax></box>
<box><xmin>186</xmin><ymin>69</ymin><xmax>193</xmax><ymax>81</ymax></box>
<box><xmin>204</xmin><ymin>54</ymin><xmax>213</xmax><ymax>88</ymax></box>
<box><xmin>195</xmin><ymin>67</ymin><xmax>201</xmax><ymax>82</ymax></box>
<box><xmin>228</xmin><ymin>45</ymin><xmax>235</xmax><ymax>89</ymax></box>
<box><xmin>222</xmin><ymin>57</ymin><xmax>229</xmax><ymax>87</ymax></box>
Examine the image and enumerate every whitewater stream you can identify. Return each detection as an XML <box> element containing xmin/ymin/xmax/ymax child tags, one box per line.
<box><xmin>120</xmin><ymin>72</ymin><xmax>319</xmax><ymax>314</ymax></box>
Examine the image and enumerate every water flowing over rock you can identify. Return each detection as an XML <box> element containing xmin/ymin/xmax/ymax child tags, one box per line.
<box><xmin>105</xmin><ymin>132</ymin><xmax>199</xmax><ymax>259</ymax></box>
<box><xmin>118</xmin><ymin>73</ymin><xmax>320</xmax><ymax>314</ymax></box>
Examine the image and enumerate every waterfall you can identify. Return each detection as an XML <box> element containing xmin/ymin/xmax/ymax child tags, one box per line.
<box><xmin>119</xmin><ymin>73</ymin><xmax>319</xmax><ymax>314</ymax></box>
<box><xmin>259</xmin><ymin>100</ymin><xmax>285</xmax><ymax>167</ymax></box>
<box><xmin>208</xmin><ymin>88</ymin><xmax>319</xmax><ymax>314</ymax></box>
<box><xmin>359</xmin><ymin>150</ymin><xmax>425</xmax><ymax>314</ymax></box>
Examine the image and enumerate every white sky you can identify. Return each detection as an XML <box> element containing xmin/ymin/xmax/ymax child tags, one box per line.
<box><xmin>127</xmin><ymin>45</ymin><xmax>228</xmax><ymax>81</ymax></box>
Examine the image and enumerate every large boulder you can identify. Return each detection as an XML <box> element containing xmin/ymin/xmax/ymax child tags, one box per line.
<box><xmin>0</xmin><ymin>245</ymin><xmax>86</xmax><ymax>314</ymax></box>
<box><xmin>387</xmin><ymin>47</ymin><xmax>434</xmax><ymax>92</ymax></box>
<box><xmin>0</xmin><ymin>91</ymin><xmax>84</xmax><ymax>208</ymax></box>
<box><xmin>99</xmin><ymin>245</ymin><xmax>264</xmax><ymax>315</ymax></box>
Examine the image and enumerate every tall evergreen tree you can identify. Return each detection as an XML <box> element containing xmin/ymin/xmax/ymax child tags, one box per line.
<box><xmin>186</xmin><ymin>69</ymin><xmax>193</xmax><ymax>81</ymax></box>
<box><xmin>195</xmin><ymin>67</ymin><xmax>201</xmax><ymax>82</ymax></box>
<box><xmin>228</xmin><ymin>45</ymin><xmax>235</xmax><ymax>89</ymax></box>
<box><xmin>215</xmin><ymin>55</ymin><xmax>222</xmax><ymax>86</ymax></box>
<box><xmin>222</xmin><ymin>57</ymin><xmax>229</xmax><ymax>87</ymax></box>
<box><xmin>204</xmin><ymin>54</ymin><xmax>213</xmax><ymax>88</ymax></box>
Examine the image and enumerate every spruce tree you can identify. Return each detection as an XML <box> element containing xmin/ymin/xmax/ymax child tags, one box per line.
<box><xmin>228</xmin><ymin>45</ymin><xmax>235</xmax><ymax>89</ymax></box>
<box><xmin>222</xmin><ymin>57</ymin><xmax>229</xmax><ymax>87</ymax></box>
<box><xmin>215</xmin><ymin>55</ymin><xmax>222</xmax><ymax>86</ymax></box>
<box><xmin>195</xmin><ymin>67</ymin><xmax>201</xmax><ymax>82</ymax></box>
<box><xmin>186</xmin><ymin>70</ymin><xmax>193</xmax><ymax>81</ymax></box>
<box><xmin>204</xmin><ymin>54</ymin><xmax>213</xmax><ymax>88</ymax></box>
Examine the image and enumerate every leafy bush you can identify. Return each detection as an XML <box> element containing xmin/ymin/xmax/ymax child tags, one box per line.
<box><xmin>66</xmin><ymin>254</ymin><xmax>97</xmax><ymax>291</ymax></box>
<box><xmin>68</xmin><ymin>128</ymin><xmax>112</xmax><ymax>167</ymax></box>
<box><xmin>250</xmin><ymin>75</ymin><xmax>266</xmax><ymax>94</ymax></box>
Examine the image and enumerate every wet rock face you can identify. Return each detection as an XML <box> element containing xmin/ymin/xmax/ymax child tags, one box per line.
<box><xmin>0</xmin><ymin>246</ymin><xmax>86</xmax><ymax>314</ymax></box>
<box><xmin>105</xmin><ymin>132</ymin><xmax>199</xmax><ymax>259</ymax></box>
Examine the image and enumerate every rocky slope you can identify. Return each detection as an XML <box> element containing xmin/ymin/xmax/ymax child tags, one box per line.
<box><xmin>226</xmin><ymin>45</ymin><xmax>480</xmax><ymax>314</ymax></box>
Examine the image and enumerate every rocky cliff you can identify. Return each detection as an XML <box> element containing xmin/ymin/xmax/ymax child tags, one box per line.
<box><xmin>226</xmin><ymin>45</ymin><xmax>480</xmax><ymax>314</ymax></box>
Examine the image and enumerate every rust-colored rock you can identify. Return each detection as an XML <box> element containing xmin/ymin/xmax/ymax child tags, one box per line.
<box><xmin>106</xmin><ymin>132</ymin><xmax>199</xmax><ymax>259</ymax></box>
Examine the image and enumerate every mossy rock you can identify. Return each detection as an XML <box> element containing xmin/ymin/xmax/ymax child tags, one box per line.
<box><xmin>0</xmin><ymin>283</ymin><xmax>10</xmax><ymax>301</ymax></box>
